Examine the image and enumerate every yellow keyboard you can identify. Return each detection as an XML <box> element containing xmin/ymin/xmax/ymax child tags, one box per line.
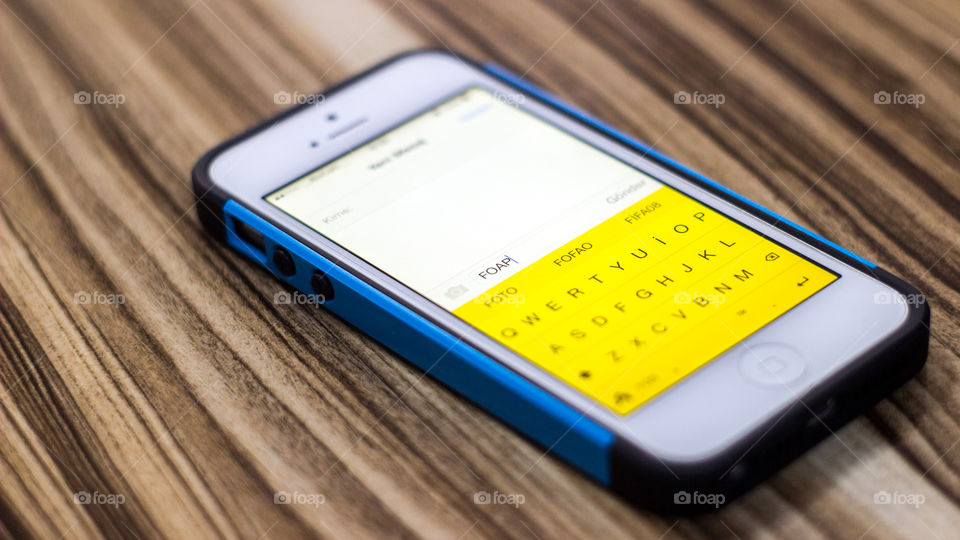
<box><xmin>454</xmin><ymin>187</ymin><xmax>837</xmax><ymax>414</ymax></box>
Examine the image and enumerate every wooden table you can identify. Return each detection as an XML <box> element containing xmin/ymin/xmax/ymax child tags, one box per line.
<box><xmin>2</xmin><ymin>0</ymin><xmax>959</xmax><ymax>537</ymax></box>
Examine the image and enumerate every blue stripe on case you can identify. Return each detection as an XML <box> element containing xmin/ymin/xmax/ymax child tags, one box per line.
<box><xmin>223</xmin><ymin>200</ymin><xmax>616</xmax><ymax>484</ymax></box>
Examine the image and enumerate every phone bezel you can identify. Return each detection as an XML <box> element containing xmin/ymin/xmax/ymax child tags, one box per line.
<box><xmin>206</xmin><ymin>50</ymin><xmax>909</xmax><ymax>462</ymax></box>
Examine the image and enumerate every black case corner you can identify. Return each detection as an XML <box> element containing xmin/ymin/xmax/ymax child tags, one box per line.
<box><xmin>191</xmin><ymin>146</ymin><xmax>231</xmax><ymax>242</ymax></box>
<box><xmin>609</xmin><ymin>265</ymin><xmax>929</xmax><ymax>513</ymax></box>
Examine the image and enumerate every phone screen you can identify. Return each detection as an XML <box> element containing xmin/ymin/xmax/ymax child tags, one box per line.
<box><xmin>266</xmin><ymin>87</ymin><xmax>837</xmax><ymax>415</ymax></box>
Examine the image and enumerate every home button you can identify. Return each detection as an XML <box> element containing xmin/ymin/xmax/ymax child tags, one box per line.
<box><xmin>739</xmin><ymin>343</ymin><xmax>806</xmax><ymax>385</ymax></box>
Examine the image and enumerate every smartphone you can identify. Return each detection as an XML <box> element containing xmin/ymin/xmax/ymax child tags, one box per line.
<box><xmin>192</xmin><ymin>50</ymin><xmax>929</xmax><ymax>511</ymax></box>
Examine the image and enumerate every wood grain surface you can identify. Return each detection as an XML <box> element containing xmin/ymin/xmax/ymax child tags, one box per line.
<box><xmin>2</xmin><ymin>0</ymin><xmax>959</xmax><ymax>537</ymax></box>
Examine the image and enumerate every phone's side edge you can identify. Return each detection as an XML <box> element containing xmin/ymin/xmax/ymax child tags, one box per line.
<box><xmin>189</xmin><ymin>47</ymin><xmax>620</xmax><ymax>487</ymax></box>
<box><xmin>218</xmin><ymin>199</ymin><xmax>617</xmax><ymax>484</ymax></box>
<box><xmin>194</xmin><ymin>162</ymin><xmax>624</xmax><ymax>482</ymax></box>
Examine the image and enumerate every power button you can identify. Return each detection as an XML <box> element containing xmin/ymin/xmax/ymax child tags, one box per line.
<box><xmin>272</xmin><ymin>247</ymin><xmax>296</xmax><ymax>276</ymax></box>
<box><xmin>310</xmin><ymin>271</ymin><xmax>334</xmax><ymax>303</ymax></box>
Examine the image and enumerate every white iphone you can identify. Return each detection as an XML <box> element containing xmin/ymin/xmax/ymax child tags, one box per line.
<box><xmin>193</xmin><ymin>50</ymin><xmax>929</xmax><ymax>511</ymax></box>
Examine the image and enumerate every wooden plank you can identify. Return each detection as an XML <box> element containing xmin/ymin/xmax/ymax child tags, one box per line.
<box><xmin>0</xmin><ymin>0</ymin><xmax>958</xmax><ymax>537</ymax></box>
